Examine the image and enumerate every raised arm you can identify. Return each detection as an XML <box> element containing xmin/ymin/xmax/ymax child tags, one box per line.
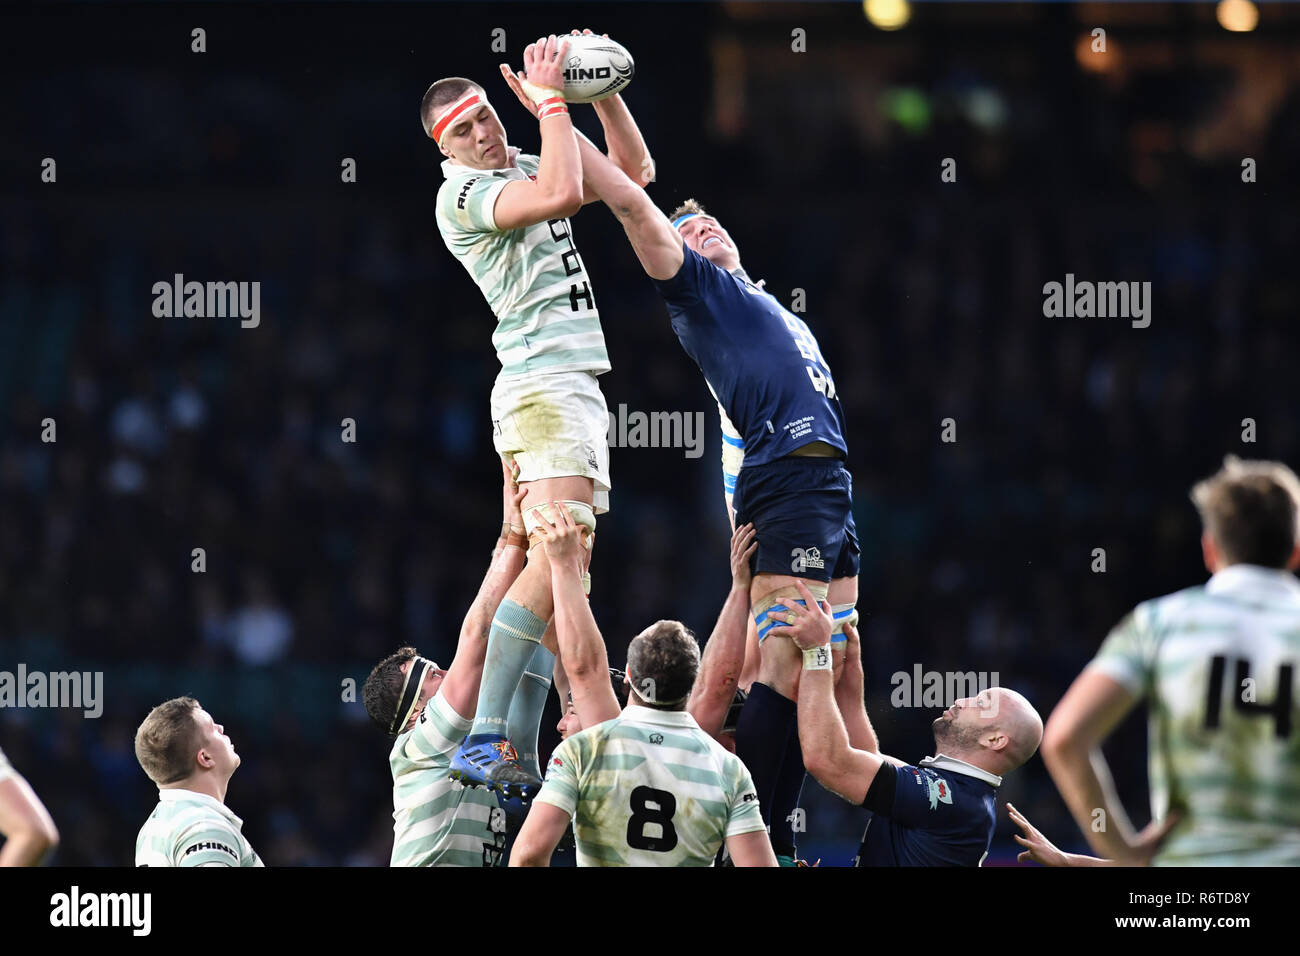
<box><xmin>576</xmin><ymin>141</ymin><xmax>683</xmax><ymax>280</ymax></box>
<box><xmin>534</xmin><ymin>502</ymin><xmax>621</xmax><ymax>727</ymax></box>
<box><xmin>0</xmin><ymin>763</ymin><xmax>58</xmax><ymax>866</ymax></box>
<box><xmin>776</xmin><ymin>581</ymin><xmax>885</xmax><ymax>804</ymax></box>
<box><xmin>688</xmin><ymin>523</ymin><xmax>756</xmax><ymax>739</ymax></box>
<box><xmin>592</xmin><ymin>92</ymin><xmax>652</xmax><ymax>187</ymax></box>
<box><xmin>491</xmin><ymin>36</ymin><xmax>584</xmax><ymax>230</ymax></box>
<box><xmin>439</xmin><ymin>460</ymin><xmax>530</xmax><ymax>718</ymax></box>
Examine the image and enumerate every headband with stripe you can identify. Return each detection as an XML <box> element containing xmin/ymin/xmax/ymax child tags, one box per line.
<box><xmin>390</xmin><ymin>656</ymin><xmax>434</xmax><ymax>735</ymax></box>
<box><xmin>671</xmin><ymin>212</ymin><xmax>700</xmax><ymax>230</ymax></box>
<box><xmin>430</xmin><ymin>91</ymin><xmax>489</xmax><ymax>146</ymax></box>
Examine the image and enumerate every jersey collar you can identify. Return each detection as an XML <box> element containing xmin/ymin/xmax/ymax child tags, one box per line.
<box><xmin>617</xmin><ymin>706</ymin><xmax>699</xmax><ymax>728</ymax></box>
<box><xmin>1206</xmin><ymin>563</ymin><xmax>1300</xmax><ymax>598</ymax></box>
<box><xmin>158</xmin><ymin>787</ymin><xmax>245</xmax><ymax>827</ymax></box>
<box><xmin>441</xmin><ymin>145</ymin><xmax>522</xmax><ymax>180</ymax></box>
<box><xmin>920</xmin><ymin>754</ymin><xmax>1002</xmax><ymax>788</ymax></box>
<box><xmin>727</xmin><ymin>265</ymin><xmax>766</xmax><ymax>291</ymax></box>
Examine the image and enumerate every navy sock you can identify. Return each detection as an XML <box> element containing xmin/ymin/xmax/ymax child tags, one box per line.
<box><xmin>768</xmin><ymin>720</ymin><xmax>807</xmax><ymax>858</ymax></box>
<box><xmin>734</xmin><ymin>681</ymin><xmax>796</xmax><ymax>834</ymax></box>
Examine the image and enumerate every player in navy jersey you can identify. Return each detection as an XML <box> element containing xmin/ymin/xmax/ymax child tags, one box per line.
<box><xmin>558</xmin><ymin>143</ymin><xmax>860</xmax><ymax>863</ymax></box>
<box><xmin>772</xmin><ymin>580</ymin><xmax>1043</xmax><ymax>865</ymax></box>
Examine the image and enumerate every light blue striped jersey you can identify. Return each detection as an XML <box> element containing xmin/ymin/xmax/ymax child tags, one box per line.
<box><xmin>535</xmin><ymin>706</ymin><xmax>766</xmax><ymax>866</ymax></box>
<box><xmin>389</xmin><ymin>689</ymin><xmax>507</xmax><ymax>867</ymax></box>
<box><xmin>135</xmin><ymin>788</ymin><xmax>263</xmax><ymax>867</ymax></box>
<box><xmin>1090</xmin><ymin>564</ymin><xmax>1300</xmax><ymax>865</ymax></box>
<box><xmin>435</xmin><ymin>147</ymin><xmax>610</xmax><ymax>378</ymax></box>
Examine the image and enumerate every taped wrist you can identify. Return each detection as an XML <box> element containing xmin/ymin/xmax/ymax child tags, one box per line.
<box><xmin>802</xmin><ymin>645</ymin><xmax>833</xmax><ymax>671</ymax></box>
<box><xmin>520</xmin><ymin>77</ymin><xmax>565</xmax><ymax>105</ymax></box>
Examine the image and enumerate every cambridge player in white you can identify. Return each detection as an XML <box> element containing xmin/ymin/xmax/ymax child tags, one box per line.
<box><xmin>1044</xmin><ymin>456</ymin><xmax>1300</xmax><ymax>865</ymax></box>
<box><xmin>422</xmin><ymin>33</ymin><xmax>654</xmax><ymax>794</ymax></box>
<box><xmin>0</xmin><ymin>744</ymin><xmax>59</xmax><ymax>866</ymax></box>
<box><xmin>362</xmin><ymin>462</ymin><xmax>537</xmax><ymax>866</ymax></box>
<box><xmin>133</xmin><ymin>697</ymin><xmax>263</xmax><ymax>867</ymax></box>
<box><xmin>509</xmin><ymin>506</ymin><xmax>775</xmax><ymax>866</ymax></box>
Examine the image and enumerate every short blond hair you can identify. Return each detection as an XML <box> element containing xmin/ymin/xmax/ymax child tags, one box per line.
<box><xmin>135</xmin><ymin>697</ymin><xmax>202</xmax><ymax>785</ymax></box>
<box><xmin>668</xmin><ymin>198</ymin><xmax>709</xmax><ymax>223</ymax></box>
<box><xmin>1191</xmin><ymin>456</ymin><xmax>1300</xmax><ymax>568</ymax></box>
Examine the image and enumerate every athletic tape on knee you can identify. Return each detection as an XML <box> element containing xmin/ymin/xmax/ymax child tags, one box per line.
<box><xmin>752</xmin><ymin>582</ymin><xmax>828</xmax><ymax>643</ymax></box>
<box><xmin>830</xmin><ymin>604</ymin><xmax>858</xmax><ymax>643</ymax></box>
<box><xmin>523</xmin><ymin>499</ymin><xmax>596</xmax><ymax>551</ymax></box>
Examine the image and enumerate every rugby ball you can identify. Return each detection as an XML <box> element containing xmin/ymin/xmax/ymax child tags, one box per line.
<box><xmin>560</xmin><ymin>35</ymin><xmax>635</xmax><ymax>104</ymax></box>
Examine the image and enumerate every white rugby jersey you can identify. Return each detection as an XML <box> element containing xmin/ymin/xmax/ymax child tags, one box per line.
<box><xmin>436</xmin><ymin>147</ymin><xmax>609</xmax><ymax>379</ymax></box>
<box><xmin>135</xmin><ymin>788</ymin><xmax>263</xmax><ymax>867</ymax></box>
<box><xmin>535</xmin><ymin>706</ymin><xmax>766</xmax><ymax>866</ymax></box>
<box><xmin>389</xmin><ymin>690</ymin><xmax>506</xmax><ymax>867</ymax></box>
<box><xmin>1089</xmin><ymin>563</ymin><xmax>1300</xmax><ymax>865</ymax></box>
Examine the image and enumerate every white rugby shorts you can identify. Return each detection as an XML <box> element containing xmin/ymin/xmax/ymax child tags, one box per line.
<box><xmin>490</xmin><ymin>370</ymin><xmax>611</xmax><ymax>514</ymax></box>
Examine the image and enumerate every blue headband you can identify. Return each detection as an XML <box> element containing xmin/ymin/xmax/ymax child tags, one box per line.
<box><xmin>671</xmin><ymin>213</ymin><xmax>699</xmax><ymax>230</ymax></box>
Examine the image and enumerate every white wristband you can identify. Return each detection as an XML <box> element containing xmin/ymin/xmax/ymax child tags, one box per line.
<box><xmin>802</xmin><ymin>645</ymin><xmax>833</xmax><ymax>671</ymax></box>
<box><xmin>520</xmin><ymin>78</ymin><xmax>564</xmax><ymax>105</ymax></box>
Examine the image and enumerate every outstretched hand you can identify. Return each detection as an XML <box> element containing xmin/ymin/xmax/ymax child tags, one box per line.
<box><xmin>772</xmin><ymin>579</ymin><xmax>834</xmax><ymax>650</ymax></box>
<box><xmin>498</xmin><ymin>63</ymin><xmax>539</xmax><ymax>118</ymax></box>
<box><xmin>1007</xmin><ymin>803</ymin><xmax>1071</xmax><ymax>866</ymax></box>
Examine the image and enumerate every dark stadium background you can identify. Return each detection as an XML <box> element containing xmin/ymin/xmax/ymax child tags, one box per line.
<box><xmin>1</xmin><ymin>0</ymin><xmax>1297</xmax><ymax>866</ymax></box>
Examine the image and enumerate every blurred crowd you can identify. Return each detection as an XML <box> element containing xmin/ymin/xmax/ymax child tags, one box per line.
<box><xmin>1</xmin><ymin>4</ymin><xmax>1297</xmax><ymax>864</ymax></box>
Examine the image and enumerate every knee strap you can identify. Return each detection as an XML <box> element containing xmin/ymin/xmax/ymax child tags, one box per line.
<box><xmin>752</xmin><ymin>582</ymin><xmax>828</xmax><ymax>644</ymax></box>
<box><xmin>830</xmin><ymin>604</ymin><xmax>858</xmax><ymax>644</ymax></box>
<box><xmin>523</xmin><ymin>499</ymin><xmax>596</xmax><ymax>552</ymax></box>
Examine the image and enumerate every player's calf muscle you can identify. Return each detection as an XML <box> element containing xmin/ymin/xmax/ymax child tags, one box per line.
<box><xmin>506</xmin><ymin>554</ymin><xmax>555</xmax><ymax>622</ymax></box>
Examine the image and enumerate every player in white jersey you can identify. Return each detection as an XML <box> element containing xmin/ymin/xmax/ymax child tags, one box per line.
<box><xmin>133</xmin><ymin>697</ymin><xmax>263</xmax><ymax>866</ymax></box>
<box><xmin>0</xmin><ymin>744</ymin><xmax>59</xmax><ymax>865</ymax></box>
<box><xmin>508</xmin><ymin>505</ymin><xmax>775</xmax><ymax>866</ymax></box>
<box><xmin>422</xmin><ymin>33</ymin><xmax>653</xmax><ymax>796</ymax></box>
<box><xmin>1044</xmin><ymin>455</ymin><xmax>1300</xmax><ymax>865</ymax></box>
<box><xmin>363</xmin><ymin>461</ymin><xmax>553</xmax><ymax>865</ymax></box>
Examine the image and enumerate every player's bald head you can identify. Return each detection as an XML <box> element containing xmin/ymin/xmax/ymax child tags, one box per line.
<box><xmin>986</xmin><ymin>688</ymin><xmax>1044</xmax><ymax>771</ymax></box>
<box><xmin>933</xmin><ymin>686</ymin><xmax>1043</xmax><ymax>776</ymax></box>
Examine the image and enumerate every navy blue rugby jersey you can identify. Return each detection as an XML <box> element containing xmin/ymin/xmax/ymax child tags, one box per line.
<box><xmin>652</xmin><ymin>243</ymin><xmax>848</xmax><ymax>467</ymax></box>
<box><xmin>854</xmin><ymin>756</ymin><xmax>1001</xmax><ymax>867</ymax></box>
